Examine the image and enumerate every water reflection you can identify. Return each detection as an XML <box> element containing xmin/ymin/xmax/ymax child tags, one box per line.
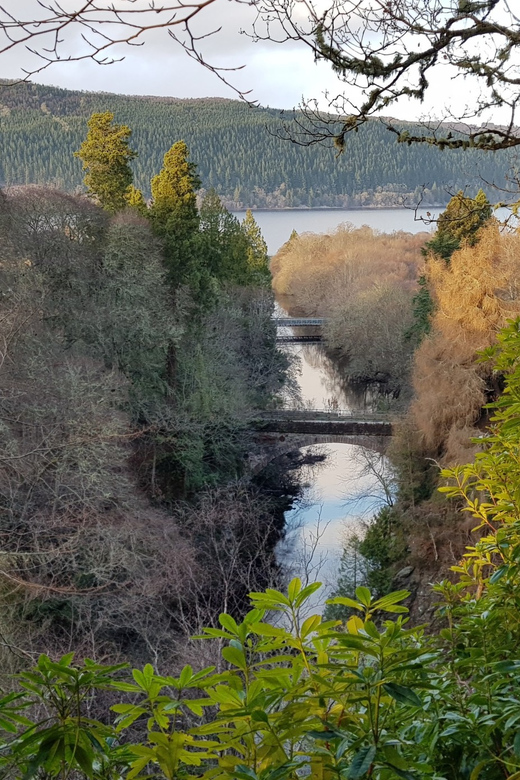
<box><xmin>281</xmin><ymin>343</ymin><xmax>380</xmax><ymax>412</ymax></box>
<box><xmin>278</xmin><ymin>443</ymin><xmax>389</xmax><ymax>613</ymax></box>
<box><xmin>274</xmin><ymin>296</ymin><xmax>382</xmax><ymax>412</ymax></box>
<box><xmin>274</xmin><ymin>303</ymin><xmax>391</xmax><ymax>609</ymax></box>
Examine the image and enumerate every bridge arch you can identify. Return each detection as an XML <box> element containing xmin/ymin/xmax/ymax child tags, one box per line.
<box><xmin>248</xmin><ymin>431</ymin><xmax>389</xmax><ymax>476</ymax></box>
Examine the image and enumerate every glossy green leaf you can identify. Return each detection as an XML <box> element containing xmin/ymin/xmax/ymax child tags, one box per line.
<box><xmin>383</xmin><ymin>683</ymin><xmax>423</xmax><ymax>707</ymax></box>
<box><xmin>326</xmin><ymin>596</ymin><xmax>363</xmax><ymax>611</ymax></box>
<box><xmin>348</xmin><ymin>745</ymin><xmax>376</xmax><ymax>779</ymax></box>
<box><xmin>222</xmin><ymin>646</ymin><xmax>247</xmax><ymax>670</ymax></box>
<box><xmin>219</xmin><ymin>614</ymin><xmax>239</xmax><ymax>635</ymax></box>
<box><xmin>355</xmin><ymin>587</ymin><xmax>371</xmax><ymax>607</ymax></box>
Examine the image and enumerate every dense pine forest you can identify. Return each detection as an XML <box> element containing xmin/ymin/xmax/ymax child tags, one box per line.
<box><xmin>0</xmin><ymin>79</ymin><xmax>513</xmax><ymax>208</ymax></box>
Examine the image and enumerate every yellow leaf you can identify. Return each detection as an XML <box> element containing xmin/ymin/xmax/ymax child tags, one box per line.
<box><xmin>347</xmin><ymin>615</ymin><xmax>364</xmax><ymax>635</ymax></box>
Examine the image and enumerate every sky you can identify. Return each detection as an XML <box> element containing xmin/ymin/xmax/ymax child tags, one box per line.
<box><xmin>0</xmin><ymin>2</ymin><xmax>337</xmax><ymax>109</ymax></box>
<box><xmin>0</xmin><ymin>0</ymin><xmax>511</xmax><ymax>126</ymax></box>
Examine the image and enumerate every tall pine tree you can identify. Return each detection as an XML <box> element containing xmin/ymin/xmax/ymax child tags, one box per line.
<box><xmin>242</xmin><ymin>209</ymin><xmax>270</xmax><ymax>286</ymax></box>
<box><xmin>199</xmin><ymin>189</ymin><xmax>251</xmax><ymax>285</ymax></box>
<box><xmin>150</xmin><ymin>141</ymin><xmax>203</xmax><ymax>290</ymax></box>
<box><xmin>75</xmin><ymin>112</ymin><xmax>139</xmax><ymax>214</ymax></box>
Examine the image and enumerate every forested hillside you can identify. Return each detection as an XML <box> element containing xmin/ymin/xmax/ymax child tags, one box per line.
<box><xmin>0</xmin><ymin>79</ymin><xmax>512</xmax><ymax>208</ymax></box>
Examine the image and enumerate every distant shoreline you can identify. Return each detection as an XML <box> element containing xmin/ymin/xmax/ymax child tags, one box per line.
<box><xmin>230</xmin><ymin>205</ymin><xmax>446</xmax><ymax>213</ymax></box>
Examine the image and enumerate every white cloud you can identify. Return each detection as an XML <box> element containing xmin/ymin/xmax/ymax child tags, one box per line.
<box><xmin>0</xmin><ymin>0</ymin><xmax>354</xmax><ymax>108</ymax></box>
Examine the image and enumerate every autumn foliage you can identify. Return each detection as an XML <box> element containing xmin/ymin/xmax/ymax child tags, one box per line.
<box><xmin>411</xmin><ymin>222</ymin><xmax>520</xmax><ymax>462</ymax></box>
<box><xmin>271</xmin><ymin>224</ymin><xmax>427</xmax><ymax>389</ymax></box>
<box><xmin>271</xmin><ymin>224</ymin><xmax>426</xmax><ymax>312</ymax></box>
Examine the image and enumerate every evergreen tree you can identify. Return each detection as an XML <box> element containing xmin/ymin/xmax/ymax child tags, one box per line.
<box><xmin>405</xmin><ymin>275</ymin><xmax>435</xmax><ymax>345</ymax></box>
<box><xmin>242</xmin><ymin>209</ymin><xmax>271</xmax><ymax>286</ymax></box>
<box><xmin>150</xmin><ymin>141</ymin><xmax>201</xmax><ymax>218</ymax></box>
<box><xmin>199</xmin><ymin>189</ymin><xmax>251</xmax><ymax>285</ymax></box>
<box><xmin>75</xmin><ymin>112</ymin><xmax>136</xmax><ymax>213</ymax></box>
<box><xmin>424</xmin><ymin>189</ymin><xmax>493</xmax><ymax>266</ymax></box>
<box><xmin>410</xmin><ymin>189</ymin><xmax>493</xmax><ymax>345</ymax></box>
<box><xmin>422</xmin><ymin>231</ymin><xmax>460</xmax><ymax>263</ymax></box>
<box><xmin>149</xmin><ymin>141</ymin><xmax>203</xmax><ymax>290</ymax></box>
<box><xmin>435</xmin><ymin>188</ymin><xmax>493</xmax><ymax>251</ymax></box>
<box><xmin>125</xmin><ymin>184</ymin><xmax>147</xmax><ymax>215</ymax></box>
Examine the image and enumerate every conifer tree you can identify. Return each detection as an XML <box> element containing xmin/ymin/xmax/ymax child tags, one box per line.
<box><xmin>149</xmin><ymin>141</ymin><xmax>202</xmax><ymax>290</ymax></box>
<box><xmin>150</xmin><ymin>141</ymin><xmax>200</xmax><ymax>220</ymax></box>
<box><xmin>423</xmin><ymin>189</ymin><xmax>493</xmax><ymax>268</ymax></box>
<box><xmin>199</xmin><ymin>189</ymin><xmax>250</xmax><ymax>284</ymax></box>
<box><xmin>125</xmin><ymin>184</ymin><xmax>147</xmax><ymax>215</ymax></box>
<box><xmin>410</xmin><ymin>190</ymin><xmax>493</xmax><ymax>344</ymax></box>
<box><xmin>435</xmin><ymin>189</ymin><xmax>493</xmax><ymax>250</ymax></box>
<box><xmin>405</xmin><ymin>275</ymin><xmax>435</xmax><ymax>346</ymax></box>
<box><xmin>75</xmin><ymin>112</ymin><xmax>136</xmax><ymax>214</ymax></box>
<box><xmin>242</xmin><ymin>209</ymin><xmax>270</xmax><ymax>285</ymax></box>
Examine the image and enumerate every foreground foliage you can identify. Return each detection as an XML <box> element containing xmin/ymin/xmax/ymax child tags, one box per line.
<box><xmin>3</xmin><ymin>321</ymin><xmax>520</xmax><ymax>779</ymax></box>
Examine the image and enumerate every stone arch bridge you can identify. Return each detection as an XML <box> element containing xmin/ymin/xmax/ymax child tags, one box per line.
<box><xmin>247</xmin><ymin>410</ymin><xmax>393</xmax><ymax>474</ymax></box>
<box><xmin>252</xmin><ymin>409</ymin><xmax>392</xmax><ymax>437</ymax></box>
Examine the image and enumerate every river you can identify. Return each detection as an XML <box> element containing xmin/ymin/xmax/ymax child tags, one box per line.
<box><xmin>245</xmin><ymin>208</ymin><xmax>433</xmax><ymax>610</ymax></box>
<box><xmin>274</xmin><ymin>322</ymin><xmax>394</xmax><ymax>611</ymax></box>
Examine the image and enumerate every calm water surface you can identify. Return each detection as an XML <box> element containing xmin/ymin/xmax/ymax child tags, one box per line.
<box><xmin>278</xmin><ymin>442</ymin><xmax>389</xmax><ymax>613</ymax></box>
<box><xmin>233</xmin><ymin>207</ymin><xmax>441</xmax><ymax>254</ymax></box>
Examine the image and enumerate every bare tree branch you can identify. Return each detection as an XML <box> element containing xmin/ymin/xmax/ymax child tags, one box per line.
<box><xmin>251</xmin><ymin>0</ymin><xmax>520</xmax><ymax>149</ymax></box>
<box><xmin>2</xmin><ymin>1</ymin><xmax>520</xmax><ymax>148</ymax></box>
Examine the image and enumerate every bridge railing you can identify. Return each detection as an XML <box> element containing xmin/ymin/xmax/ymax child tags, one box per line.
<box><xmin>275</xmin><ymin>335</ymin><xmax>323</xmax><ymax>343</ymax></box>
<box><xmin>257</xmin><ymin>408</ymin><xmax>392</xmax><ymax>421</ymax></box>
<box><xmin>272</xmin><ymin>318</ymin><xmax>325</xmax><ymax>326</ymax></box>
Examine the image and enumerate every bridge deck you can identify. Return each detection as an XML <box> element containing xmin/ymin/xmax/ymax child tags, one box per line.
<box><xmin>259</xmin><ymin>409</ymin><xmax>389</xmax><ymax>420</ymax></box>
<box><xmin>253</xmin><ymin>410</ymin><xmax>393</xmax><ymax>436</ymax></box>
<box><xmin>276</xmin><ymin>336</ymin><xmax>322</xmax><ymax>343</ymax></box>
<box><xmin>254</xmin><ymin>418</ymin><xmax>392</xmax><ymax>436</ymax></box>
<box><xmin>273</xmin><ymin>317</ymin><xmax>325</xmax><ymax>326</ymax></box>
